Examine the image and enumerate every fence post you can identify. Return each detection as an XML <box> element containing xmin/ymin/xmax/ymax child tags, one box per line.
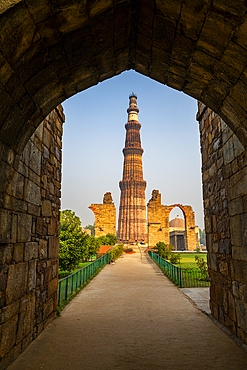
<box><xmin>65</xmin><ymin>278</ymin><xmax>68</xmax><ymax>301</ymax></box>
<box><xmin>58</xmin><ymin>281</ymin><xmax>61</xmax><ymax>306</ymax></box>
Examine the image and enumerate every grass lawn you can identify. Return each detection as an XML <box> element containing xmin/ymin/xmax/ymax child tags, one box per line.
<box><xmin>58</xmin><ymin>262</ymin><xmax>91</xmax><ymax>280</ymax></box>
<box><xmin>173</xmin><ymin>253</ymin><xmax>208</xmax><ymax>269</ymax></box>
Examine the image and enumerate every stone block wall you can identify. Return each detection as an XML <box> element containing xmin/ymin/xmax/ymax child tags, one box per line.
<box><xmin>147</xmin><ymin>190</ymin><xmax>169</xmax><ymax>247</ymax></box>
<box><xmin>89</xmin><ymin>192</ymin><xmax>116</xmax><ymax>238</ymax></box>
<box><xmin>176</xmin><ymin>205</ymin><xmax>197</xmax><ymax>251</ymax></box>
<box><xmin>197</xmin><ymin>102</ymin><xmax>247</xmax><ymax>343</ymax></box>
<box><xmin>0</xmin><ymin>106</ymin><xmax>64</xmax><ymax>368</ymax></box>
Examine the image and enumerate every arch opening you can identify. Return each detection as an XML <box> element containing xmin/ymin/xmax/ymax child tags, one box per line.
<box><xmin>2</xmin><ymin>1</ymin><xmax>247</xmax><ymax>366</ymax></box>
<box><xmin>1</xmin><ymin>0</ymin><xmax>247</xmax><ymax>153</ymax></box>
<box><xmin>169</xmin><ymin>207</ymin><xmax>186</xmax><ymax>251</ymax></box>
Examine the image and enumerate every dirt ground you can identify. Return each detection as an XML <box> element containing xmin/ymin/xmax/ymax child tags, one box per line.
<box><xmin>7</xmin><ymin>249</ymin><xmax>247</xmax><ymax>369</ymax></box>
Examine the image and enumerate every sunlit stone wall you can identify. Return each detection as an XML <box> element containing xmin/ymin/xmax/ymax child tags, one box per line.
<box><xmin>197</xmin><ymin>102</ymin><xmax>247</xmax><ymax>344</ymax></box>
<box><xmin>0</xmin><ymin>106</ymin><xmax>64</xmax><ymax>368</ymax></box>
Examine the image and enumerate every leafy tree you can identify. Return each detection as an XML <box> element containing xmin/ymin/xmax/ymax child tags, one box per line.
<box><xmin>97</xmin><ymin>233</ymin><xmax>117</xmax><ymax>246</ymax></box>
<box><xmin>106</xmin><ymin>233</ymin><xmax>117</xmax><ymax>245</ymax></box>
<box><xmin>59</xmin><ymin>210</ymin><xmax>87</xmax><ymax>272</ymax></box>
<box><xmin>170</xmin><ymin>253</ymin><xmax>181</xmax><ymax>265</ymax></box>
<box><xmin>59</xmin><ymin>211</ymin><xmax>118</xmax><ymax>271</ymax></box>
<box><xmin>195</xmin><ymin>255</ymin><xmax>209</xmax><ymax>280</ymax></box>
<box><xmin>108</xmin><ymin>244</ymin><xmax>124</xmax><ymax>261</ymax></box>
<box><xmin>83</xmin><ymin>236</ymin><xmax>101</xmax><ymax>261</ymax></box>
<box><xmin>155</xmin><ymin>241</ymin><xmax>173</xmax><ymax>260</ymax></box>
<box><xmin>97</xmin><ymin>235</ymin><xmax>109</xmax><ymax>246</ymax></box>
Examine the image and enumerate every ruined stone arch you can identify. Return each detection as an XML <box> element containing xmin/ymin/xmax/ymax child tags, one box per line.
<box><xmin>167</xmin><ymin>204</ymin><xmax>187</xmax><ymax>224</ymax></box>
<box><xmin>147</xmin><ymin>192</ymin><xmax>197</xmax><ymax>250</ymax></box>
<box><xmin>165</xmin><ymin>204</ymin><xmax>197</xmax><ymax>251</ymax></box>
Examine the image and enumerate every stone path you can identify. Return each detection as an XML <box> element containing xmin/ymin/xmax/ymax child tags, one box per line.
<box><xmin>180</xmin><ymin>287</ymin><xmax>210</xmax><ymax>314</ymax></box>
<box><xmin>8</xmin><ymin>250</ymin><xmax>247</xmax><ymax>369</ymax></box>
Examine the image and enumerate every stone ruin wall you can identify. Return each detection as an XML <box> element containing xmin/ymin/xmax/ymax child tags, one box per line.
<box><xmin>89</xmin><ymin>192</ymin><xmax>116</xmax><ymax>238</ymax></box>
<box><xmin>147</xmin><ymin>190</ymin><xmax>197</xmax><ymax>251</ymax></box>
<box><xmin>147</xmin><ymin>190</ymin><xmax>169</xmax><ymax>247</ymax></box>
<box><xmin>197</xmin><ymin>102</ymin><xmax>247</xmax><ymax>344</ymax></box>
<box><xmin>0</xmin><ymin>106</ymin><xmax>64</xmax><ymax>368</ymax></box>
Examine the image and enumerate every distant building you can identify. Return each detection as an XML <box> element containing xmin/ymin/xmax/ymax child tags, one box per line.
<box><xmin>195</xmin><ymin>226</ymin><xmax>200</xmax><ymax>246</ymax></box>
<box><xmin>169</xmin><ymin>215</ymin><xmax>185</xmax><ymax>231</ymax></box>
<box><xmin>169</xmin><ymin>215</ymin><xmax>199</xmax><ymax>250</ymax></box>
<box><xmin>169</xmin><ymin>215</ymin><xmax>186</xmax><ymax>250</ymax></box>
<box><xmin>81</xmin><ymin>227</ymin><xmax>91</xmax><ymax>236</ymax></box>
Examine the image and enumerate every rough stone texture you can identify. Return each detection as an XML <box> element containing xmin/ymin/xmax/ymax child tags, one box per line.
<box><xmin>118</xmin><ymin>94</ymin><xmax>148</xmax><ymax>244</ymax></box>
<box><xmin>89</xmin><ymin>192</ymin><xmax>116</xmax><ymax>238</ymax></box>
<box><xmin>0</xmin><ymin>106</ymin><xmax>64</xmax><ymax>368</ymax></box>
<box><xmin>197</xmin><ymin>102</ymin><xmax>247</xmax><ymax>345</ymax></box>
<box><xmin>6</xmin><ymin>263</ymin><xmax>28</xmax><ymax>304</ymax></box>
<box><xmin>147</xmin><ymin>190</ymin><xmax>197</xmax><ymax>250</ymax></box>
<box><xmin>1</xmin><ymin>1</ymin><xmax>247</xmax><ymax>154</ymax></box>
<box><xmin>147</xmin><ymin>190</ymin><xmax>169</xmax><ymax>247</ymax></box>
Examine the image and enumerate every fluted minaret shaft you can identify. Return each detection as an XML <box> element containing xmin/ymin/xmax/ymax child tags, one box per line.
<box><xmin>118</xmin><ymin>93</ymin><xmax>148</xmax><ymax>244</ymax></box>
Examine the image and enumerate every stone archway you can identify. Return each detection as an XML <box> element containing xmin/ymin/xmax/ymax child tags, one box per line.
<box><xmin>147</xmin><ymin>190</ymin><xmax>197</xmax><ymax>250</ymax></box>
<box><xmin>1</xmin><ymin>0</ymin><xmax>247</xmax><ymax>366</ymax></box>
<box><xmin>1</xmin><ymin>1</ymin><xmax>247</xmax><ymax>153</ymax></box>
<box><xmin>166</xmin><ymin>204</ymin><xmax>197</xmax><ymax>251</ymax></box>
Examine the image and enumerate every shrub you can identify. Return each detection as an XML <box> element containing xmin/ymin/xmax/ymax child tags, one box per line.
<box><xmin>108</xmin><ymin>244</ymin><xmax>124</xmax><ymax>261</ymax></box>
<box><xmin>156</xmin><ymin>241</ymin><xmax>173</xmax><ymax>260</ymax></box>
<box><xmin>97</xmin><ymin>233</ymin><xmax>117</xmax><ymax>246</ymax></box>
<box><xmin>105</xmin><ymin>233</ymin><xmax>117</xmax><ymax>246</ymax></box>
<box><xmin>83</xmin><ymin>235</ymin><xmax>101</xmax><ymax>261</ymax></box>
<box><xmin>195</xmin><ymin>255</ymin><xmax>208</xmax><ymax>279</ymax></box>
<box><xmin>169</xmin><ymin>253</ymin><xmax>181</xmax><ymax>265</ymax></box>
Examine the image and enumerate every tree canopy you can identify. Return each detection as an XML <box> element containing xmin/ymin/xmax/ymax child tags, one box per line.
<box><xmin>59</xmin><ymin>210</ymin><xmax>117</xmax><ymax>272</ymax></box>
<box><xmin>59</xmin><ymin>210</ymin><xmax>88</xmax><ymax>272</ymax></box>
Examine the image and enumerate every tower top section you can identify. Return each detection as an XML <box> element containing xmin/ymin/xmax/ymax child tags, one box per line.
<box><xmin>129</xmin><ymin>91</ymin><xmax>137</xmax><ymax>99</ymax></box>
<box><xmin>127</xmin><ymin>92</ymin><xmax>139</xmax><ymax>120</ymax></box>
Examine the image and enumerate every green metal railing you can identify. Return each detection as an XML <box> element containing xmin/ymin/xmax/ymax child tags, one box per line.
<box><xmin>57</xmin><ymin>254</ymin><xmax>110</xmax><ymax>306</ymax></box>
<box><xmin>148</xmin><ymin>251</ymin><xmax>210</xmax><ymax>288</ymax></box>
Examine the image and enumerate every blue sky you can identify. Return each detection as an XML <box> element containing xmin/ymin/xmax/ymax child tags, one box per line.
<box><xmin>61</xmin><ymin>70</ymin><xmax>204</xmax><ymax>229</ymax></box>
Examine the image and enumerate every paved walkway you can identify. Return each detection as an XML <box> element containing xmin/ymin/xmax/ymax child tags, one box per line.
<box><xmin>8</xmin><ymin>250</ymin><xmax>247</xmax><ymax>369</ymax></box>
<box><xmin>180</xmin><ymin>287</ymin><xmax>210</xmax><ymax>314</ymax></box>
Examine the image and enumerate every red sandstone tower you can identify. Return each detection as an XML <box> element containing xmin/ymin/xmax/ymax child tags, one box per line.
<box><xmin>118</xmin><ymin>93</ymin><xmax>148</xmax><ymax>244</ymax></box>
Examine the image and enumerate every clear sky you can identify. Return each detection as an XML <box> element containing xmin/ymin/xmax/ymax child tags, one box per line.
<box><xmin>61</xmin><ymin>70</ymin><xmax>204</xmax><ymax>229</ymax></box>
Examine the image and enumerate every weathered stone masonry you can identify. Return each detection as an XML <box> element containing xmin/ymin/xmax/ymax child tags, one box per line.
<box><xmin>197</xmin><ymin>102</ymin><xmax>247</xmax><ymax>344</ymax></box>
<box><xmin>89</xmin><ymin>192</ymin><xmax>116</xmax><ymax>238</ymax></box>
<box><xmin>0</xmin><ymin>106</ymin><xmax>64</xmax><ymax>368</ymax></box>
<box><xmin>147</xmin><ymin>190</ymin><xmax>169</xmax><ymax>247</ymax></box>
<box><xmin>118</xmin><ymin>94</ymin><xmax>148</xmax><ymax>244</ymax></box>
<box><xmin>147</xmin><ymin>190</ymin><xmax>197</xmax><ymax>251</ymax></box>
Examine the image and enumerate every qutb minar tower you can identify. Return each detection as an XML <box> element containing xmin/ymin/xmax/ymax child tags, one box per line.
<box><xmin>118</xmin><ymin>93</ymin><xmax>148</xmax><ymax>244</ymax></box>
